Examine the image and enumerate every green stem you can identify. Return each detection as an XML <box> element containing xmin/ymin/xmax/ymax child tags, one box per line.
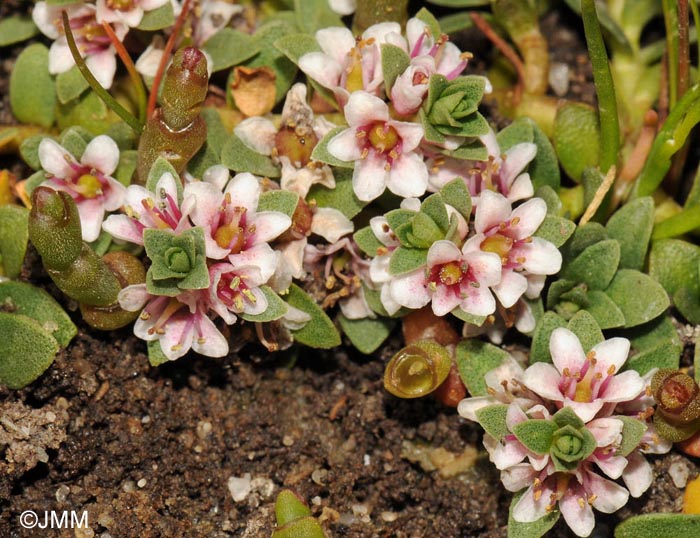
<box><xmin>581</xmin><ymin>0</ymin><xmax>620</xmax><ymax>174</ymax></box>
<box><xmin>635</xmin><ymin>83</ymin><xmax>700</xmax><ymax>196</ymax></box>
<box><xmin>652</xmin><ymin>205</ymin><xmax>700</xmax><ymax>239</ymax></box>
<box><xmin>62</xmin><ymin>11</ymin><xmax>141</xmax><ymax>134</ymax></box>
<box><xmin>663</xmin><ymin>0</ymin><xmax>680</xmax><ymax>107</ymax></box>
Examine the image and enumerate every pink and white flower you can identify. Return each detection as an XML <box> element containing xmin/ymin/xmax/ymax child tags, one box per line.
<box><xmin>184</xmin><ymin>173</ymin><xmax>291</xmax><ymax>282</ymax></box>
<box><xmin>522</xmin><ymin>328</ymin><xmax>647</xmax><ymax>423</ymax></box>
<box><xmin>389</xmin><ymin>239</ymin><xmax>502</xmax><ymax>318</ymax></box>
<box><xmin>33</xmin><ymin>2</ymin><xmax>127</xmax><ymax>88</ymax></box>
<box><xmin>96</xmin><ymin>0</ymin><xmax>169</xmax><ymax>28</ymax></box>
<box><xmin>464</xmin><ymin>191</ymin><xmax>561</xmax><ymax>308</ymax></box>
<box><xmin>118</xmin><ymin>285</ymin><xmax>228</xmax><ymax>360</ymax></box>
<box><xmin>102</xmin><ymin>171</ymin><xmax>194</xmax><ymax>245</ymax></box>
<box><xmin>390</xmin><ymin>18</ymin><xmax>472</xmax><ymax>116</ymax></box>
<box><xmin>327</xmin><ymin>91</ymin><xmax>428</xmax><ymax>202</ymax></box>
<box><xmin>427</xmin><ymin>128</ymin><xmax>536</xmax><ymax>204</ymax></box>
<box><xmin>298</xmin><ymin>23</ymin><xmax>404</xmax><ymax>106</ymax></box>
<box><xmin>207</xmin><ymin>262</ymin><xmax>269</xmax><ymax>324</ymax></box>
<box><xmin>38</xmin><ymin>136</ymin><xmax>126</xmax><ymax>242</ymax></box>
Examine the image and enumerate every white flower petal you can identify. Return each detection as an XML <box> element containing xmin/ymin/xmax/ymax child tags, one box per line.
<box><xmin>522</xmin><ymin>362</ymin><xmax>564</xmax><ymax>401</ymax></box>
<box><xmin>315</xmin><ymin>26</ymin><xmax>356</xmax><ymax>63</ymax></box>
<box><xmin>501</xmin><ymin>464</ymin><xmax>538</xmax><ymax>493</ymax></box>
<box><xmin>234</xmin><ymin>117</ymin><xmax>277</xmax><ymax>155</ymax></box>
<box><xmin>81</xmin><ymin>135</ymin><xmax>120</xmax><ymax>175</ymax></box>
<box><xmin>327</xmin><ymin>128</ymin><xmax>363</xmax><ymax>162</ymax></box>
<box><xmin>550</xmin><ymin>327</ymin><xmax>587</xmax><ymax>374</ymax></box>
<box><xmin>118</xmin><ymin>283</ymin><xmax>150</xmax><ymax>311</ymax></box>
<box><xmin>85</xmin><ymin>50</ymin><xmax>117</xmax><ymax>89</ymax></box>
<box><xmin>622</xmin><ymin>452</ymin><xmax>653</xmax><ymax>497</ymax></box>
<box><xmin>298</xmin><ymin>51</ymin><xmax>343</xmax><ymax>90</ymax></box>
<box><xmin>492</xmin><ymin>270</ymin><xmax>528</xmax><ymax>308</ymax></box>
<box><xmin>509</xmin><ymin>197</ymin><xmax>547</xmax><ymax>238</ymax></box>
<box><xmin>352</xmin><ymin>155</ymin><xmax>388</xmax><ymax>202</ymax></box>
<box><xmin>590</xmin><ymin>337</ymin><xmax>631</xmax><ymax>373</ymax></box>
<box><xmin>310</xmin><ymin>207</ymin><xmax>354</xmax><ymax>243</ymax></box>
<box><xmin>517</xmin><ymin>237</ymin><xmax>563</xmax><ymax>275</ymax></box>
<box><xmin>344</xmin><ymin>90</ymin><xmax>389</xmax><ymax>126</ymax></box>
<box><xmin>427</xmin><ymin>240</ymin><xmax>461</xmax><ymax>267</ymax></box>
<box><xmin>475</xmin><ymin>190</ymin><xmax>512</xmax><ymax>233</ymax></box>
<box><xmin>389</xmin><ymin>269</ymin><xmax>430</xmax><ymax>309</ymax></box>
<box><xmin>559</xmin><ymin>485</ymin><xmax>595</xmax><ymax>537</ymax></box>
<box><xmin>386</xmin><ymin>153</ymin><xmax>429</xmax><ymax>199</ymax></box>
<box><xmin>39</xmin><ymin>138</ymin><xmax>76</xmax><ymax>178</ymax></box>
<box><xmin>192</xmin><ymin>314</ymin><xmax>229</xmax><ymax>357</ymax></box>
<box><xmin>587</xmin><ymin>471</ymin><xmax>630</xmax><ymax>513</ymax></box>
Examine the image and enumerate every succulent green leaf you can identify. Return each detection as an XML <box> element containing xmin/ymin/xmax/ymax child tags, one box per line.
<box><xmin>415</xmin><ymin>7</ymin><xmax>442</xmax><ymax>39</ymax></box>
<box><xmin>274</xmin><ymin>34</ymin><xmax>321</xmax><ymax>64</ymax></box>
<box><xmin>388</xmin><ymin>246</ymin><xmax>427</xmax><ymax>275</ymax></box>
<box><xmin>406</xmin><ymin>212</ymin><xmax>443</xmax><ymax>248</ymax></box>
<box><xmin>553</xmin><ymin>102</ymin><xmax>600</xmax><ymax>182</ymax></box>
<box><xmin>535</xmin><ymin>186</ymin><xmax>562</xmax><ymax>215</ymax></box>
<box><xmin>19</xmin><ymin>135</ymin><xmax>46</xmax><ymax>171</ymax></box>
<box><xmin>614</xmin><ymin>514</ymin><xmax>700</xmax><ymax>538</ymax></box>
<box><xmin>56</xmin><ymin>66</ymin><xmax>90</xmax><ymax>104</ymax></box>
<box><xmin>585</xmin><ymin>290</ymin><xmax>626</xmax><ymax>329</ymax></box>
<box><xmin>144</xmin><ymin>228</ymin><xmax>210</xmax><ymax>296</ymax></box>
<box><xmin>137</xmin><ymin>2</ymin><xmax>174</xmax><ymax>30</ymax></box>
<box><xmin>606</xmin><ymin>197</ymin><xmax>654</xmax><ymax>270</ymax></box>
<box><xmin>0</xmin><ymin>281</ymin><xmax>76</xmax><ymax>348</ymax></box>
<box><xmin>0</xmin><ymin>15</ymin><xmax>39</xmax><ymax>47</ymax></box>
<box><xmin>438</xmin><ymin>12</ymin><xmax>476</xmax><ymax>34</ymax></box>
<box><xmin>106</xmin><ymin>121</ymin><xmax>138</xmax><ymax>151</ymax></box>
<box><xmin>258</xmin><ymin>190</ymin><xmax>299</xmax><ymax>217</ymax></box>
<box><xmin>0</xmin><ymin>205</ymin><xmax>29</xmax><ymax>279</ymax></box>
<box><xmin>0</xmin><ymin>313</ymin><xmax>59</xmax><ymax>389</ymax></box>
<box><xmin>455</xmin><ymin>339</ymin><xmax>510</xmax><ymax>396</ymax></box>
<box><xmin>439</xmin><ymin>178</ymin><xmax>472</xmax><ymax>218</ymax></box>
<box><xmin>552</xmin><ymin>407</ymin><xmax>585</xmax><ymax>429</ymax></box>
<box><xmin>561</xmin><ymin>222</ymin><xmax>608</xmax><ymax>261</ymax></box>
<box><xmin>420</xmin><ymin>193</ymin><xmax>450</xmax><ymax>232</ymax></box>
<box><xmin>616</xmin><ymin>416</ymin><xmax>648</xmax><ymax>456</ymax></box>
<box><xmin>567</xmin><ymin>310</ymin><xmax>603</xmax><ymax>352</ymax></box>
<box><xmin>310</xmin><ymin>126</ymin><xmax>354</xmax><ymax>168</ymax></box>
<box><xmin>203</xmin><ymin>28</ymin><xmax>261</xmax><ymax>72</ymax></box>
<box><xmin>507</xmin><ymin>489</ymin><xmax>560</xmax><ymax>538</ymax></box>
<box><xmin>148</xmin><ymin>339</ymin><xmax>170</xmax><ymax>366</ymax></box>
<box><xmin>115</xmin><ymin>150</ymin><xmax>138</xmax><ymax>187</ymax></box>
<box><xmin>445</xmin><ymin>138</ymin><xmax>488</xmax><ymax>160</ymax></box>
<box><xmin>385</xmin><ymin>209</ymin><xmax>416</xmax><ymax>234</ymax></box>
<box><xmin>353</xmin><ymin>226</ymin><xmax>384</xmax><ymax>257</ymax></box>
<box><xmin>563</xmin><ymin>239</ymin><xmax>620</xmax><ymax>290</ymax></box>
<box><xmin>450</xmin><ymin>307</ymin><xmax>486</xmax><ymax>327</ymax></box>
<box><xmin>307</xmin><ymin>168</ymin><xmax>366</xmax><ymax>219</ymax></box>
<box><xmin>284</xmin><ymin>284</ymin><xmax>341</xmax><ymax>349</ymax></box>
<box><xmin>338</xmin><ymin>314</ymin><xmax>395</xmax><ymax>355</ymax></box>
<box><xmin>293</xmin><ymin>0</ymin><xmax>342</xmax><ymax>33</ymax></box>
<box><xmin>605</xmin><ymin>269</ymin><xmax>669</xmax><ymax>328</ymax></box>
<box><xmin>422</xmin><ymin>75</ymin><xmax>489</xmax><ymax>138</ymax></box>
<box><xmin>240</xmin><ymin>286</ymin><xmax>288</xmax><ymax>322</ymax></box>
<box><xmin>534</xmin><ymin>215</ymin><xmax>575</xmax><ymax>248</ymax></box>
<box><xmin>496</xmin><ymin>117</ymin><xmax>534</xmax><ymax>151</ymax></box>
<box><xmin>221</xmin><ymin>133</ymin><xmax>281</xmax><ymax>177</ymax></box>
<box><xmin>528</xmin><ymin>119</ymin><xmax>561</xmax><ymax>191</ymax></box>
<box><xmin>56</xmin><ymin>90</ymin><xmax>116</xmax><ymax>135</ymax></box>
<box><xmin>626</xmin><ymin>341</ymin><xmax>682</xmax><ymax>376</ymax></box>
<box><xmin>512</xmin><ymin>419</ymin><xmax>557</xmax><ymax>455</ymax></box>
<box><xmin>272</xmin><ymin>517</ymin><xmax>325</xmax><ymax>538</ymax></box>
<box><xmin>530</xmin><ymin>311</ymin><xmax>567</xmax><ymax>363</ymax></box>
<box><xmin>649</xmin><ymin>239</ymin><xmax>700</xmax><ymax>323</ymax></box>
<box><xmin>550</xmin><ymin>424</ymin><xmax>596</xmax><ymax>470</ymax></box>
<box><xmin>275</xmin><ymin>489</ymin><xmax>311</xmax><ymax>526</ymax></box>
<box><xmin>381</xmin><ymin>44</ymin><xmax>411</xmax><ymax>93</ymax></box>
<box><xmin>59</xmin><ymin>127</ymin><xmax>91</xmax><ymax>159</ymax></box>
<box><xmin>9</xmin><ymin>43</ymin><xmax>56</xmax><ymax>128</ymax></box>
<box><xmin>475</xmin><ymin>404</ymin><xmax>510</xmax><ymax>441</ymax></box>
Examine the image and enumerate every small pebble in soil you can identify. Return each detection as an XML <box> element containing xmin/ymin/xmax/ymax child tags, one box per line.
<box><xmin>196</xmin><ymin>421</ymin><xmax>212</xmax><ymax>439</ymax></box>
<box><xmin>282</xmin><ymin>435</ymin><xmax>294</xmax><ymax>446</ymax></box>
<box><xmin>549</xmin><ymin>62</ymin><xmax>570</xmax><ymax>97</ymax></box>
<box><xmin>122</xmin><ymin>480</ymin><xmax>136</xmax><ymax>493</ymax></box>
<box><xmin>363</xmin><ymin>454</ymin><xmax>371</xmax><ymax>466</ymax></box>
<box><xmin>56</xmin><ymin>485</ymin><xmax>70</xmax><ymax>502</ymax></box>
<box><xmin>228</xmin><ymin>473</ymin><xmax>252</xmax><ymax>502</ymax></box>
<box><xmin>669</xmin><ymin>461</ymin><xmax>691</xmax><ymax>488</ymax></box>
<box><xmin>137</xmin><ymin>478</ymin><xmax>147</xmax><ymax>488</ymax></box>
<box><xmin>312</xmin><ymin>468</ymin><xmax>328</xmax><ymax>485</ymax></box>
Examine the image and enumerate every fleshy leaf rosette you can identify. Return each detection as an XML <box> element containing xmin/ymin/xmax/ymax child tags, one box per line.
<box><xmin>143</xmin><ymin>227</ymin><xmax>210</xmax><ymax>296</ymax></box>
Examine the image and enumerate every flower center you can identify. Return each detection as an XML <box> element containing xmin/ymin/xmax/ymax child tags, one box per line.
<box><xmin>214</xmin><ymin>195</ymin><xmax>250</xmax><ymax>254</ymax></box>
<box><xmin>439</xmin><ymin>261</ymin><xmax>465</xmax><ymax>286</ymax></box>
<box><xmin>480</xmin><ymin>233</ymin><xmax>513</xmax><ymax>264</ymax></box>
<box><xmin>367</xmin><ymin>122</ymin><xmax>400</xmax><ymax>154</ymax></box>
<box><xmin>107</xmin><ymin>0</ymin><xmax>134</xmax><ymax>11</ymax></box>
<box><xmin>217</xmin><ymin>272</ymin><xmax>257</xmax><ymax>311</ymax></box>
<box><xmin>345</xmin><ymin>46</ymin><xmax>365</xmax><ymax>93</ymax></box>
<box><xmin>275</xmin><ymin>126</ymin><xmax>317</xmax><ymax>167</ymax></box>
<box><xmin>560</xmin><ymin>351</ymin><xmax>617</xmax><ymax>403</ymax></box>
<box><xmin>75</xmin><ymin>173</ymin><xmax>103</xmax><ymax>199</ymax></box>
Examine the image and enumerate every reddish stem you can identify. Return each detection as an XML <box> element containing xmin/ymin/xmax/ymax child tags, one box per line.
<box><xmin>102</xmin><ymin>22</ymin><xmax>147</xmax><ymax>125</ymax></box>
<box><xmin>470</xmin><ymin>12</ymin><xmax>526</xmax><ymax>105</ymax></box>
<box><xmin>146</xmin><ymin>0</ymin><xmax>193</xmax><ymax>119</ymax></box>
